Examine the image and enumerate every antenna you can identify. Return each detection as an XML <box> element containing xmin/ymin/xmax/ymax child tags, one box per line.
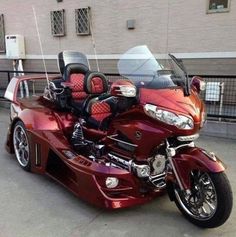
<box><xmin>89</xmin><ymin>8</ymin><xmax>100</xmax><ymax>72</ymax></box>
<box><xmin>165</xmin><ymin>0</ymin><xmax>170</xmax><ymax>56</ymax></box>
<box><xmin>32</xmin><ymin>6</ymin><xmax>50</xmax><ymax>86</ymax></box>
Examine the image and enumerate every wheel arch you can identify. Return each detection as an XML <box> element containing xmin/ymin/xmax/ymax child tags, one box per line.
<box><xmin>6</xmin><ymin>109</ymin><xmax>61</xmax><ymax>154</ymax></box>
<box><xmin>171</xmin><ymin>147</ymin><xmax>225</xmax><ymax>190</ymax></box>
<box><xmin>17</xmin><ymin>109</ymin><xmax>61</xmax><ymax>131</ymax></box>
<box><xmin>6</xmin><ymin>117</ymin><xmax>23</xmax><ymax>154</ymax></box>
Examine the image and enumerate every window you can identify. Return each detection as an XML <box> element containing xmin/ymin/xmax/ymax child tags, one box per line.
<box><xmin>0</xmin><ymin>14</ymin><xmax>5</xmax><ymax>52</ymax></box>
<box><xmin>207</xmin><ymin>0</ymin><xmax>230</xmax><ymax>13</ymax></box>
<box><xmin>50</xmin><ymin>10</ymin><xmax>65</xmax><ymax>36</ymax></box>
<box><xmin>75</xmin><ymin>7</ymin><xmax>91</xmax><ymax>35</ymax></box>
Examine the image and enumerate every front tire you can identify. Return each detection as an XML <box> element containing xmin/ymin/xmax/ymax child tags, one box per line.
<box><xmin>13</xmin><ymin>121</ymin><xmax>31</xmax><ymax>171</ymax></box>
<box><xmin>174</xmin><ymin>171</ymin><xmax>233</xmax><ymax>228</ymax></box>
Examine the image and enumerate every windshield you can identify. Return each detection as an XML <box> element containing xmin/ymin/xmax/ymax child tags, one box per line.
<box><xmin>117</xmin><ymin>45</ymin><xmax>188</xmax><ymax>91</ymax></box>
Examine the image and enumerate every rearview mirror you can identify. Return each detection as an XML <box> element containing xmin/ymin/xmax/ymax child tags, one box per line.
<box><xmin>191</xmin><ymin>76</ymin><xmax>206</xmax><ymax>93</ymax></box>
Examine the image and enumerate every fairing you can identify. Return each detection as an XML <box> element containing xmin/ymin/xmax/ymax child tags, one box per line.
<box><xmin>107</xmin><ymin>108</ymin><xmax>172</xmax><ymax>160</ymax></box>
<box><xmin>139</xmin><ymin>87</ymin><xmax>205</xmax><ymax>133</ymax></box>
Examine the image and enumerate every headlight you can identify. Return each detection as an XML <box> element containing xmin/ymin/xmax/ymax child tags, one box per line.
<box><xmin>144</xmin><ymin>104</ymin><xmax>194</xmax><ymax>130</ymax></box>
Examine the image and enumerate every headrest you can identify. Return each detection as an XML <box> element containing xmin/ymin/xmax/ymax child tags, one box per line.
<box><xmin>57</xmin><ymin>51</ymin><xmax>90</xmax><ymax>74</ymax></box>
<box><xmin>84</xmin><ymin>72</ymin><xmax>109</xmax><ymax>94</ymax></box>
<box><xmin>63</xmin><ymin>63</ymin><xmax>89</xmax><ymax>81</ymax></box>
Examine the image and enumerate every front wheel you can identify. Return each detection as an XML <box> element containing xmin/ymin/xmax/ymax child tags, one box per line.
<box><xmin>174</xmin><ymin>171</ymin><xmax>233</xmax><ymax>228</ymax></box>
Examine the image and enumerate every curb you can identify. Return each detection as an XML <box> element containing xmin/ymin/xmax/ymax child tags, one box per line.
<box><xmin>201</xmin><ymin>120</ymin><xmax>236</xmax><ymax>140</ymax></box>
<box><xmin>0</xmin><ymin>99</ymin><xmax>10</xmax><ymax>109</ymax></box>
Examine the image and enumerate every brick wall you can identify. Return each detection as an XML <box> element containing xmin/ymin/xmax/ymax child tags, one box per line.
<box><xmin>0</xmin><ymin>0</ymin><xmax>236</xmax><ymax>90</ymax></box>
<box><xmin>0</xmin><ymin>0</ymin><xmax>235</xmax><ymax>55</ymax></box>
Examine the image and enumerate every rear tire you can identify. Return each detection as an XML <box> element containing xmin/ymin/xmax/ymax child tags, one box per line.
<box><xmin>174</xmin><ymin>171</ymin><xmax>233</xmax><ymax>228</ymax></box>
<box><xmin>13</xmin><ymin>121</ymin><xmax>31</xmax><ymax>171</ymax></box>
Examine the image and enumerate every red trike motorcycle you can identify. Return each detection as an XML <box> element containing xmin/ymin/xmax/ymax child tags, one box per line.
<box><xmin>5</xmin><ymin>46</ymin><xmax>232</xmax><ymax>228</ymax></box>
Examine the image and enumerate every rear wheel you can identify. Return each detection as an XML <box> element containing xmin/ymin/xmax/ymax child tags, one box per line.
<box><xmin>174</xmin><ymin>171</ymin><xmax>233</xmax><ymax>228</ymax></box>
<box><xmin>13</xmin><ymin>121</ymin><xmax>31</xmax><ymax>171</ymax></box>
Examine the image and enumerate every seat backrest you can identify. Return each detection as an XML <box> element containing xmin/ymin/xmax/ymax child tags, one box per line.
<box><xmin>58</xmin><ymin>51</ymin><xmax>90</xmax><ymax>75</ymax></box>
<box><xmin>63</xmin><ymin>63</ymin><xmax>89</xmax><ymax>101</ymax></box>
<box><xmin>83</xmin><ymin>72</ymin><xmax>111</xmax><ymax>129</ymax></box>
<box><xmin>84</xmin><ymin>72</ymin><xmax>109</xmax><ymax>95</ymax></box>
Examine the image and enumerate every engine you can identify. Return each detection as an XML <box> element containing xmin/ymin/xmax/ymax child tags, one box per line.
<box><xmin>107</xmin><ymin>152</ymin><xmax>167</xmax><ymax>189</ymax></box>
<box><xmin>148</xmin><ymin>154</ymin><xmax>167</xmax><ymax>188</ymax></box>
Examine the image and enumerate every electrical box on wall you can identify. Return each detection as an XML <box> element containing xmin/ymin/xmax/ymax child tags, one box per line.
<box><xmin>5</xmin><ymin>35</ymin><xmax>26</xmax><ymax>59</ymax></box>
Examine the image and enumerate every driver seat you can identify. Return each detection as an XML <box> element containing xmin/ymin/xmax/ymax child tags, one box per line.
<box><xmin>62</xmin><ymin>63</ymin><xmax>89</xmax><ymax>113</ymax></box>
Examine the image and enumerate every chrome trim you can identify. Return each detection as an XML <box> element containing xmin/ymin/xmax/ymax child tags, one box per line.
<box><xmin>132</xmin><ymin>163</ymin><xmax>150</xmax><ymax>177</ymax></box>
<box><xmin>149</xmin><ymin>172</ymin><xmax>166</xmax><ymax>188</ymax></box>
<box><xmin>168</xmin><ymin>156</ymin><xmax>184</xmax><ymax>190</ymax></box>
<box><xmin>177</xmin><ymin>134</ymin><xmax>199</xmax><ymax>142</ymax></box>
<box><xmin>114</xmin><ymin>86</ymin><xmax>136</xmax><ymax>97</ymax></box>
<box><xmin>35</xmin><ymin>143</ymin><xmax>41</xmax><ymax>166</ymax></box>
<box><xmin>13</xmin><ymin>124</ymin><xmax>30</xmax><ymax>167</ymax></box>
<box><xmin>108</xmin><ymin>153</ymin><xmax>132</xmax><ymax>171</ymax></box>
<box><xmin>175</xmin><ymin>142</ymin><xmax>195</xmax><ymax>151</ymax></box>
<box><xmin>166</xmin><ymin>140</ymin><xmax>195</xmax><ymax>191</ymax></box>
<box><xmin>35</xmin><ymin>144</ymin><xmax>39</xmax><ymax>165</ymax></box>
<box><xmin>107</xmin><ymin>134</ymin><xmax>138</xmax><ymax>147</ymax></box>
<box><xmin>202</xmin><ymin>150</ymin><xmax>217</xmax><ymax>162</ymax></box>
<box><xmin>175</xmin><ymin>189</ymin><xmax>195</xmax><ymax>217</ymax></box>
<box><xmin>108</xmin><ymin>153</ymin><xmax>150</xmax><ymax>178</ymax></box>
<box><xmin>166</xmin><ymin>140</ymin><xmax>184</xmax><ymax>190</ymax></box>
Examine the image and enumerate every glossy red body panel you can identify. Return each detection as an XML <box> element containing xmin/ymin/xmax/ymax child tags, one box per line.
<box><xmin>7</xmin><ymin>116</ymin><xmax>163</xmax><ymax>208</ymax></box>
<box><xmin>171</xmin><ymin>148</ymin><xmax>225</xmax><ymax>189</ymax></box>
<box><xmin>139</xmin><ymin>88</ymin><xmax>205</xmax><ymax>135</ymax></box>
<box><xmin>106</xmin><ymin>108</ymin><xmax>172</xmax><ymax>160</ymax></box>
<box><xmin>5</xmin><ymin>75</ymin><xmax>224</xmax><ymax>209</ymax></box>
<box><xmin>14</xmin><ymin>97</ymin><xmax>77</xmax><ymax>132</ymax></box>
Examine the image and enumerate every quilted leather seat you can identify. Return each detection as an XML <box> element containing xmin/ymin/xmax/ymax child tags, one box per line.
<box><xmin>84</xmin><ymin>72</ymin><xmax>113</xmax><ymax>130</ymax></box>
<box><xmin>62</xmin><ymin>63</ymin><xmax>89</xmax><ymax>112</ymax></box>
<box><xmin>69</xmin><ymin>73</ymin><xmax>87</xmax><ymax>101</ymax></box>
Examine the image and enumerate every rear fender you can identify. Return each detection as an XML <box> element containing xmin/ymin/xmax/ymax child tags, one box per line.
<box><xmin>5</xmin><ymin>109</ymin><xmax>60</xmax><ymax>154</ymax></box>
<box><xmin>18</xmin><ymin>109</ymin><xmax>60</xmax><ymax>130</ymax></box>
<box><xmin>171</xmin><ymin>147</ymin><xmax>225</xmax><ymax>189</ymax></box>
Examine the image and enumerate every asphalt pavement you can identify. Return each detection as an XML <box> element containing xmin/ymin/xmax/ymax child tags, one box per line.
<box><xmin>0</xmin><ymin>107</ymin><xmax>235</xmax><ymax>237</ymax></box>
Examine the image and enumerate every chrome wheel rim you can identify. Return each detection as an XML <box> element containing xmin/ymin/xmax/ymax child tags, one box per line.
<box><xmin>175</xmin><ymin>171</ymin><xmax>217</xmax><ymax>220</ymax></box>
<box><xmin>13</xmin><ymin>124</ymin><xmax>29</xmax><ymax>167</ymax></box>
